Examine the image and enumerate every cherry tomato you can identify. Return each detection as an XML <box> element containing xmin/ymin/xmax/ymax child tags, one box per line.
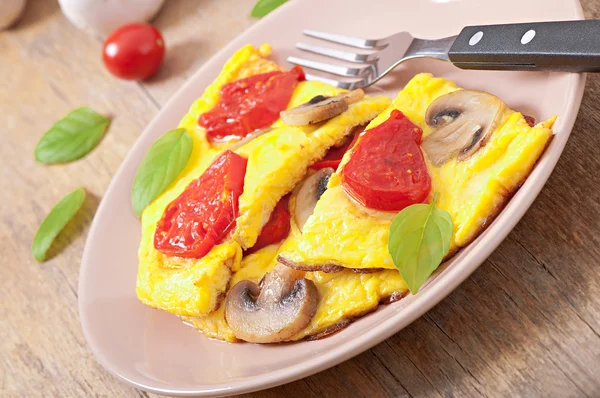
<box><xmin>199</xmin><ymin>66</ymin><xmax>305</xmax><ymax>143</ymax></box>
<box><xmin>342</xmin><ymin>110</ymin><xmax>431</xmax><ymax>211</ymax></box>
<box><xmin>246</xmin><ymin>195</ymin><xmax>291</xmax><ymax>254</ymax></box>
<box><xmin>154</xmin><ymin>150</ymin><xmax>247</xmax><ymax>259</ymax></box>
<box><xmin>102</xmin><ymin>23</ymin><xmax>165</xmax><ymax>80</ymax></box>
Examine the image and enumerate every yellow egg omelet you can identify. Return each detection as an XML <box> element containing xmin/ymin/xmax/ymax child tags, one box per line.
<box><xmin>136</xmin><ymin>44</ymin><xmax>390</xmax><ymax>317</ymax></box>
<box><xmin>136</xmin><ymin>43</ymin><xmax>554</xmax><ymax>343</ymax></box>
<box><xmin>278</xmin><ymin>73</ymin><xmax>554</xmax><ymax>271</ymax></box>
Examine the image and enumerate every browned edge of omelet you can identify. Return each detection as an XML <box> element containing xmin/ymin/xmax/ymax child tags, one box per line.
<box><xmin>211</xmin><ymin>278</ymin><xmax>233</xmax><ymax>315</ymax></box>
<box><xmin>278</xmin><ymin>255</ymin><xmax>385</xmax><ymax>274</ymax></box>
<box><xmin>303</xmin><ymin>290</ymin><xmax>408</xmax><ymax>341</ymax></box>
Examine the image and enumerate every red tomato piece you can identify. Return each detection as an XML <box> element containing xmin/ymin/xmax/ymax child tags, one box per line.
<box><xmin>310</xmin><ymin>160</ymin><xmax>343</xmax><ymax>171</ymax></box>
<box><xmin>154</xmin><ymin>150</ymin><xmax>247</xmax><ymax>258</ymax></box>
<box><xmin>310</xmin><ymin>125</ymin><xmax>365</xmax><ymax>171</ymax></box>
<box><xmin>341</xmin><ymin>110</ymin><xmax>431</xmax><ymax>211</ymax></box>
<box><xmin>199</xmin><ymin>66</ymin><xmax>305</xmax><ymax>143</ymax></box>
<box><xmin>102</xmin><ymin>23</ymin><xmax>165</xmax><ymax>80</ymax></box>
<box><xmin>246</xmin><ymin>195</ymin><xmax>291</xmax><ymax>254</ymax></box>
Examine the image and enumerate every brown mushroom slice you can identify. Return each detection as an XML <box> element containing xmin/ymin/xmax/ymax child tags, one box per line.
<box><xmin>422</xmin><ymin>90</ymin><xmax>507</xmax><ymax>166</ymax></box>
<box><xmin>225</xmin><ymin>263</ymin><xmax>319</xmax><ymax>343</ymax></box>
<box><xmin>280</xmin><ymin>89</ymin><xmax>365</xmax><ymax>126</ymax></box>
<box><xmin>294</xmin><ymin>167</ymin><xmax>334</xmax><ymax>232</ymax></box>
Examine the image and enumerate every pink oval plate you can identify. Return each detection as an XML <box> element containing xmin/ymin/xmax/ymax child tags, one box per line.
<box><xmin>79</xmin><ymin>0</ymin><xmax>586</xmax><ymax>395</ymax></box>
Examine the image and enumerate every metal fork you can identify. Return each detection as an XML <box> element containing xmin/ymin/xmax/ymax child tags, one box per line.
<box><xmin>288</xmin><ymin>20</ymin><xmax>600</xmax><ymax>90</ymax></box>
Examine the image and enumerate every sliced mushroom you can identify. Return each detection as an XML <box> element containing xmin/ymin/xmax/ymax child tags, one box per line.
<box><xmin>225</xmin><ymin>263</ymin><xmax>319</xmax><ymax>343</ymax></box>
<box><xmin>294</xmin><ymin>168</ymin><xmax>334</xmax><ymax>232</ymax></box>
<box><xmin>422</xmin><ymin>90</ymin><xmax>507</xmax><ymax>166</ymax></box>
<box><xmin>280</xmin><ymin>89</ymin><xmax>365</xmax><ymax>126</ymax></box>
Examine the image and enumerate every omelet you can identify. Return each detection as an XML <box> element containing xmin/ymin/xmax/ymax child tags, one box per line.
<box><xmin>137</xmin><ymin>45</ymin><xmax>554</xmax><ymax>342</ymax></box>
<box><xmin>184</xmin><ymin>193</ymin><xmax>408</xmax><ymax>342</ymax></box>
<box><xmin>136</xmin><ymin>44</ymin><xmax>391</xmax><ymax>317</ymax></box>
<box><xmin>279</xmin><ymin>73</ymin><xmax>555</xmax><ymax>271</ymax></box>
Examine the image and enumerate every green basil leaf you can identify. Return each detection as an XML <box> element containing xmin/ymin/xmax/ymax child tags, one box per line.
<box><xmin>131</xmin><ymin>128</ymin><xmax>193</xmax><ymax>217</ymax></box>
<box><xmin>251</xmin><ymin>0</ymin><xmax>289</xmax><ymax>17</ymax></box>
<box><xmin>32</xmin><ymin>188</ymin><xmax>86</xmax><ymax>262</ymax></box>
<box><xmin>388</xmin><ymin>192</ymin><xmax>453</xmax><ymax>294</ymax></box>
<box><xmin>35</xmin><ymin>107</ymin><xmax>109</xmax><ymax>164</ymax></box>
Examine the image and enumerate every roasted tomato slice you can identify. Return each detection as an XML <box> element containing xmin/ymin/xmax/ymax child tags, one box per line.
<box><xmin>154</xmin><ymin>150</ymin><xmax>247</xmax><ymax>258</ymax></box>
<box><xmin>199</xmin><ymin>66</ymin><xmax>305</xmax><ymax>143</ymax></box>
<box><xmin>310</xmin><ymin>125</ymin><xmax>365</xmax><ymax>171</ymax></box>
<box><xmin>341</xmin><ymin>110</ymin><xmax>431</xmax><ymax>211</ymax></box>
<box><xmin>310</xmin><ymin>159</ymin><xmax>343</xmax><ymax>171</ymax></box>
<box><xmin>246</xmin><ymin>195</ymin><xmax>291</xmax><ymax>254</ymax></box>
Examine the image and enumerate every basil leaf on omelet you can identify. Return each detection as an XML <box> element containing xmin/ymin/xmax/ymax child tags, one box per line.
<box><xmin>251</xmin><ymin>0</ymin><xmax>288</xmax><ymax>17</ymax></box>
<box><xmin>35</xmin><ymin>107</ymin><xmax>109</xmax><ymax>164</ymax></box>
<box><xmin>388</xmin><ymin>192</ymin><xmax>453</xmax><ymax>294</ymax></box>
<box><xmin>131</xmin><ymin>128</ymin><xmax>193</xmax><ymax>217</ymax></box>
<box><xmin>32</xmin><ymin>188</ymin><xmax>86</xmax><ymax>262</ymax></box>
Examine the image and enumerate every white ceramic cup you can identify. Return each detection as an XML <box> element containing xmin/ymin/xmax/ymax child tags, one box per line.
<box><xmin>0</xmin><ymin>0</ymin><xmax>27</xmax><ymax>31</ymax></box>
<box><xmin>58</xmin><ymin>0</ymin><xmax>166</xmax><ymax>38</ymax></box>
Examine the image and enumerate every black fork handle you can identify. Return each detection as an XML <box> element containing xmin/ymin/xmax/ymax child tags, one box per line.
<box><xmin>448</xmin><ymin>20</ymin><xmax>600</xmax><ymax>72</ymax></box>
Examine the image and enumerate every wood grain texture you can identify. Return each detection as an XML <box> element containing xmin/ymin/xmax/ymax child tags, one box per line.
<box><xmin>2</xmin><ymin>0</ymin><xmax>600</xmax><ymax>397</ymax></box>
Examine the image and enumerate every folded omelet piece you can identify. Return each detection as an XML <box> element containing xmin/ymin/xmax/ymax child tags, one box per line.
<box><xmin>137</xmin><ymin>44</ymin><xmax>280</xmax><ymax>317</ymax></box>
<box><xmin>279</xmin><ymin>73</ymin><xmax>555</xmax><ymax>271</ymax></box>
<box><xmin>137</xmin><ymin>44</ymin><xmax>391</xmax><ymax>317</ymax></box>
<box><xmin>233</xmin><ymin>93</ymin><xmax>391</xmax><ymax>250</ymax></box>
<box><xmin>184</xmin><ymin>194</ymin><xmax>408</xmax><ymax>342</ymax></box>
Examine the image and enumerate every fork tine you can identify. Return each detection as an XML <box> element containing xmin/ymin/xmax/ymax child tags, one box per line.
<box><xmin>304</xmin><ymin>73</ymin><xmax>367</xmax><ymax>90</ymax></box>
<box><xmin>303</xmin><ymin>29</ymin><xmax>384</xmax><ymax>49</ymax></box>
<box><xmin>288</xmin><ymin>56</ymin><xmax>375</xmax><ymax>78</ymax></box>
<box><xmin>296</xmin><ymin>42</ymin><xmax>378</xmax><ymax>63</ymax></box>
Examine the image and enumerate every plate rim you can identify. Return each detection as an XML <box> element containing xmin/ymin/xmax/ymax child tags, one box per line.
<box><xmin>78</xmin><ymin>0</ymin><xmax>586</xmax><ymax>395</ymax></box>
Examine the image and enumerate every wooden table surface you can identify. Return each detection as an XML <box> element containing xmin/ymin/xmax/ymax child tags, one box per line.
<box><xmin>3</xmin><ymin>1</ymin><xmax>600</xmax><ymax>397</ymax></box>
